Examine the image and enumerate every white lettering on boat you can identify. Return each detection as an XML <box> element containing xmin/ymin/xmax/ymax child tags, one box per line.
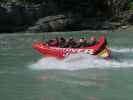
<box><xmin>63</xmin><ymin>48</ymin><xmax>93</xmax><ymax>56</ymax></box>
<box><xmin>50</xmin><ymin>47</ymin><xmax>94</xmax><ymax>57</ymax></box>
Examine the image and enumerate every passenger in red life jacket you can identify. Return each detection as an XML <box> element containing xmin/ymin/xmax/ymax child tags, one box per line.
<box><xmin>47</xmin><ymin>37</ymin><xmax>59</xmax><ymax>47</ymax></box>
<box><xmin>46</xmin><ymin>39</ymin><xmax>54</xmax><ymax>46</ymax></box>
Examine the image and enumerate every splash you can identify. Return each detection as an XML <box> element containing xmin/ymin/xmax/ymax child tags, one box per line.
<box><xmin>28</xmin><ymin>52</ymin><xmax>133</xmax><ymax>71</ymax></box>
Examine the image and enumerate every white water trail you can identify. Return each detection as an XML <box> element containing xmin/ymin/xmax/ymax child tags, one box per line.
<box><xmin>28</xmin><ymin>52</ymin><xmax>133</xmax><ymax>71</ymax></box>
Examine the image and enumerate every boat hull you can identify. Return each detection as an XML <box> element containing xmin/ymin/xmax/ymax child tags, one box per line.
<box><xmin>32</xmin><ymin>36</ymin><xmax>111</xmax><ymax>59</ymax></box>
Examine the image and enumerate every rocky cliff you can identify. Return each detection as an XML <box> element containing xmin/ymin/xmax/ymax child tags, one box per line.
<box><xmin>0</xmin><ymin>0</ymin><xmax>132</xmax><ymax>33</ymax></box>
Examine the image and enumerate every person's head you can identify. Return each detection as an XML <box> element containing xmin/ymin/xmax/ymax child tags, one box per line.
<box><xmin>49</xmin><ymin>39</ymin><xmax>54</xmax><ymax>42</ymax></box>
<box><xmin>70</xmin><ymin>36</ymin><xmax>73</xmax><ymax>39</ymax></box>
<box><xmin>69</xmin><ymin>37</ymin><xmax>74</xmax><ymax>41</ymax></box>
<box><xmin>90</xmin><ymin>36</ymin><xmax>96</xmax><ymax>41</ymax></box>
<box><xmin>79</xmin><ymin>38</ymin><xmax>85</xmax><ymax>42</ymax></box>
<box><xmin>60</xmin><ymin>37</ymin><xmax>65</xmax><ymax>42</ymax></box>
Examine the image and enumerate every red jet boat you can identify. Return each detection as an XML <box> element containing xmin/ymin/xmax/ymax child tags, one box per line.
<box><xmin>32</xmin><ymin>36</ymin><xmax>111</xmax><ymax>59</ymax></box>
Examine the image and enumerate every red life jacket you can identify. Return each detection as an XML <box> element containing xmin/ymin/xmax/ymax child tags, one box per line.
<box><xmin>50</xmin><ymin>40</ymin><xmax>59</xmax><ymax>47</ymax></box>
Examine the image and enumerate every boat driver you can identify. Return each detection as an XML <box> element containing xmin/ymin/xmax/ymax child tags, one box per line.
<box><xmin>84</xmin><ymin>36</ymin><xmax>96</xmax><ymax>47</ymax></box>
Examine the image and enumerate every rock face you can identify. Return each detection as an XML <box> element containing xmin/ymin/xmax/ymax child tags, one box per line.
<box><xmin>27</xmin><ymin>15</ymin><xmax>77</xmax><ymax>32</ymax></box>
<box><xmin>0</xmin><ymin>0</ymin><xmax>132</xmax><ymax>33</ymax></box>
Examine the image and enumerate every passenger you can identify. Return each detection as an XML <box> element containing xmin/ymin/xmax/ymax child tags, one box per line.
<box><xmin>85</xmin><ymin>36</ymin><xmax>97</xmax><ymax>47</ymax></box>
<box><xmin>59</xmin><ymin>37</ymin><xmax>66</xmax><ymax>48</ymax></box>
<box><xmin>76</xmin><ymin>38</ymin><xmax>87</xmax><ymax>48</ymax></box>
<box><xmin>90</xmin><ymin>36</ymin><xmax>96</xmax><ymax>45</ymax></box>
<box><xmin>46</xmin><ymin>37</ymin><xmax>59</xmax><ymax>47</ymax></box>
<box><xmin>65</xmin><ymin>37</ymin><xmax>77</xmax><ymax>48</ymax></box>
<box><xmin>46</xmin><ymin>39</ymin><xmax>54</xmax><ymax>46</ymax></box>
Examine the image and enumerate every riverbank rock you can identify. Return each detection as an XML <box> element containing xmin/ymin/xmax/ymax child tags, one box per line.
<box><xmin>79</xmin><ymin>18</ymin><xmax>121</xmax><ymax>30</ymax></box>
<box><xmin>0</xmin><ymin>0</ymin><xmax>132</xmax><ymax>33</ymax></box>
<box><xmin>128</xmin><ymin>12</ymin><xmax>133</xmax><ymax>25</ymax></box>
<box><xmin>27</xmin><ymin>15</ymin><xmax>76</xmax><ymax>32</ymax></box>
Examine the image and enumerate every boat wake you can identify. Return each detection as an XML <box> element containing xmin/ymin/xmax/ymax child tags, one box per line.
<box><xmin>28</xmin><ymin>47</ymin><xmax>133</xmax><ymax>71</ymax></box>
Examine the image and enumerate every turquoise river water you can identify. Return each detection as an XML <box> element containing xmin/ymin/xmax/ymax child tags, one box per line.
<box><xmin>0</xmin><ymin>31</ymin><xmax>133</xmax><ymax>100</ymax></box>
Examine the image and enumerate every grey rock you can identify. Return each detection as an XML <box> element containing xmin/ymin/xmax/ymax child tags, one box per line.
<box><xmin>27</xmin><ymin>14</ymin><xmax>75</xmax><ymax>32</ymax></box>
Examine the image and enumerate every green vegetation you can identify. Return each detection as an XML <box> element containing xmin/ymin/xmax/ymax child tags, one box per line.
<box><xmin>128</xmin><ymin>1</ymin><xmax>133</xmax><ymax>10</ymax></box>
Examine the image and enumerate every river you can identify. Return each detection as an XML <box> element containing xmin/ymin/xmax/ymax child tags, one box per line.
<box><xmin>0</xmin><ymin>31</ymin><xmax>133</xmax><ymax>100</ymax></box>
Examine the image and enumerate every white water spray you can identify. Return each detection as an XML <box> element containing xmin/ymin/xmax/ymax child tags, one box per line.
<box><xmin>28</xmin><ymin>50</ymin><xmax>133</xmax><ymax>71</ymax></box>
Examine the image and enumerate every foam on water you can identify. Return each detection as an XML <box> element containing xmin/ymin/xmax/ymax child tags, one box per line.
<box><xmin>28</xmin><ymin>50</ymin><xmax>133</xmax><ymax>71</ymax></box>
